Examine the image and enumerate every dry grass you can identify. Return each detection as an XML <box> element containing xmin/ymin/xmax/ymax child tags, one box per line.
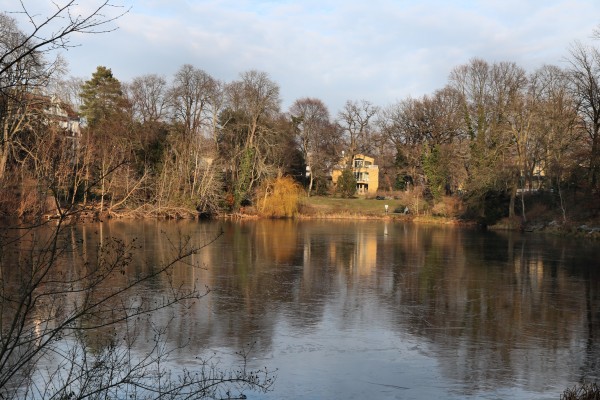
<box><xmin>299</xmin><ymin>196</ymin><xmax>406</xmax><ymax>218</ymax></box>
<box><xmin>298</xmin><ymin>194</ymin><xmax>474</xmax><ymax>225</ymax></box>
<box><xmin>561</xmin><ymin>383</ymin><xmax>600</xmax><ymax>400</ymax></box>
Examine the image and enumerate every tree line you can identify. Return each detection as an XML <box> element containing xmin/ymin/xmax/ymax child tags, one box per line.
<box><xmin>1</xmin><ymin>8</ymin><xmax>599</xmax><ymax>223</ymax></box>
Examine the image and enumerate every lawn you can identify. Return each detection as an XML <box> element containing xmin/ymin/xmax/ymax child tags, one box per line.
<box><xmin>299</xmin><ymin>196</ymin><xmax>408</xmax><ymax>217</ymax></box>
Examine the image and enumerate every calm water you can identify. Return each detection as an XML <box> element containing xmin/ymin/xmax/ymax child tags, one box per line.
<box><xmin>66</xmin><ymin>220</ymin><xmax>600</xmax><ymax>398</ymax></box>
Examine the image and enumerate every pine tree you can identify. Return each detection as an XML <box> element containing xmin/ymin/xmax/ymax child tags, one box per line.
<box><xmin>80</xmin><ymin>66</ymin><xmax>127</xmax><ymax>127</ymax></box>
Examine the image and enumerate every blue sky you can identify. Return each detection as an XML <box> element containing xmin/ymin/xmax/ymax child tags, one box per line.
<box><xmin>3</xmin><ymin>0</ymin><xmax>600</xmax><ymax>114</ymax></box>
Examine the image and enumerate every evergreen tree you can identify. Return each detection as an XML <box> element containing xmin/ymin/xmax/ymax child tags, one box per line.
<box><xmin>80</xmin><ymin>66</ymin><xmax>128</xmax><ymax>127</ymax></box>
<box><xmin>337</xmin><ymin>169</ymin><xmax>357</xmax><ymax>198</ymax></box>
<box><xmin>423</xmin><ymin>144</ymin><xmax>446</xmax><ymax>201</ymax></box>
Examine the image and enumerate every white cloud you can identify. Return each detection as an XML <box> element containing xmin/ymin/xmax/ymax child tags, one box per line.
<box><xmin>2</xmin><ymin>0</ymin><xmax>600</xmax><ymax>113</ymax></box>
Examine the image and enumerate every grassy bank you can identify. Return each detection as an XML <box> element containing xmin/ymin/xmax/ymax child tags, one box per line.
<box><xmin>296</xmin><ymin>196</ymin><xmax>468</xmax><ymax>225</ymax></box>
<box><xmin>299</xmin><ymin>196</ymin><xmax>474</xmax><ymax>227</ymax></box>
<box><xmin>294</xmin><ymin>195</ymin><xmax>600</xmax><ymax>238</ymax></box>
<box><xmin>298</xmin><ymin>196</ymin><xmax>407</xmax><ymax>219</ymax></box>
<box><xmin>299</xmin><ymin>196</ymin><xmax>402</xmax><ymax>217</ymax></box>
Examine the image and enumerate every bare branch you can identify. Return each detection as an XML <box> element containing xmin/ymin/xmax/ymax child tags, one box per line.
<box><xmin>1</xmin><ymin>1</ymin><xmax>129</xmax><ymax>90</ymax></box>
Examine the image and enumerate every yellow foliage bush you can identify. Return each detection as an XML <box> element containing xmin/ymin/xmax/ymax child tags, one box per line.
<box><xmin>256</xmin><ymin>176</ymin><xmax>303</xmax><ymax>218</ymax></box>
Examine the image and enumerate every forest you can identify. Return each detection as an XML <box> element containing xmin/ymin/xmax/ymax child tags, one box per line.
<box><xmin>1</xmin><ymin>3</ymin><xmax>600</xmax><ymax>226</ymax></box>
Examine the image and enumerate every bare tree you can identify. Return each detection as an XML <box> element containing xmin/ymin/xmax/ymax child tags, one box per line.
<box><xmin>0</xmin><ymin>1</ymin><xmax>126</xmax><ymax>181</ymax></box>
<box><xmin>128</xmin><ymin>74</ymin><xmax>169</xmax><ymax>124</ymax></box>
<box><xmin>377</xmin><ymin>98</ymin><xmax>424</xmax><ymax>191</ymax></box>
<box><xmin>449</xmin><ymin>58</ymin><xmax>492</xmax><ymax>141</ymax></box>
<box><xmin>8</xmin><ymin>97</ymin><xmax>82</xmax><ymax>216</ymax></box>
<box><xmin>46</xmin><ymin>75</ymin><xmax>84</xmax><ymax>111</ymax></box>
<box><xmin>154</xmin><ymin>132</ymin><xmax>222</xmax><ymax>217</ymax></box>
<box><xmin>419</xmin><ymin>87</ymin><xmax>464</xmax><ymax>146</ymax></box>
<box><xmin>123</xmin><ymin>74</ymin><xmax>170</xmax><ymax>195</ymax></box>
<box><xmin>449</xmin><ymin>59</ymin><xmax>527</xmax><ymax>221</ymax></box>
<box><xmin>0</xmin><ymin>1</ymin><xmax>127</xmax><ymax>92</ymax></box>
<box><xmin>336</xmin><ymin>99</ymin><xmax>378</xmax><ymax>162</ymax></box>
<box><xmin>567</xmin><ymin>41</ymin><xmax>600</xmax><ymax>192</ymax></box>
<box><xmin>531</xmin><ymin>65</ymin><xmax>581</xmax><ymax>222</ymax></box>
<box><xmin>206</xmin><ymin>79</ymin><xmax>226</xmax><ymax>146</ymax></box>
<box><xmin>377</xmin><ymin>87</ymin><xmax>467</xmax><ymax>197</ymax></box>
<box><xmin>502</xmin><ymin>66</ymin><xmax>541</xmax><ymax>221</ymax></box>
<box><xmin>147</xmin><ymin>66</ymin><xmax>224</xmax><ymax>215</ymax></box>
<box><xmin>169</xmin><ymin>64</ymin><xmax>217</xmax><ymax>137</ymax></box>
<box><xmin>226</xmin><ymin>70</ymin><xmax>281</xmax><ymax>148</ymax></box>
<box><xmin>289</xmin><ymin>97</ymin><xmax>336</xmax><ymax>196</ymax></box>
<box><xmin>0</xmin><ymin>14</ymin><xmax>47</xmax><ymax>180</ymax></box>
<box><xmin>0</xmin><ymin>13</ymin><xmax>48</xmax><ymax>94</ymax></box>
<box><xmin>593</xmin><ymin>24</ymin><xmax>600</xmax><ymax>40</ymax></box>
<box><xmin>222</xmin><ymin>70</ymin><xmax>281</xmax><ymax>209</ymax></box>
<box><xmin>0</xmin><ymin>84</ymin><xmax>32</xmax><ymax>180</ymax></box>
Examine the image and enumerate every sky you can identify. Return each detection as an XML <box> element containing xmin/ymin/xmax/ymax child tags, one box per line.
<box><xmin>3</xmin><ymin>0</ymin><xmax>600</xmax><ymax>114</ymax></box>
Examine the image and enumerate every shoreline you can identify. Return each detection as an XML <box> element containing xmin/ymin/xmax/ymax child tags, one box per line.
<box><xmin>10</xmin><ymin>202</ymin><xmax>600</xmax><ymax>240</ymax></box>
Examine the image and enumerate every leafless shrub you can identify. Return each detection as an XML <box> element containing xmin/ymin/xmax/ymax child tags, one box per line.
<box><xmin>561</xmin><ymin>383</ymin><xmax>600</xmax><ymax>400</ymax></box>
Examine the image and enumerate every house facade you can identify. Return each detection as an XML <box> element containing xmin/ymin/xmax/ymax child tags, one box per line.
<box><xmin>42</xmin><ymin>95</ymin><xmax>81</xmax><ymax>137</ymax></box>
<box><xmin>331</xmin><ymin>153</ymin><xmax>379</xmax><ymax>195</ymax></box>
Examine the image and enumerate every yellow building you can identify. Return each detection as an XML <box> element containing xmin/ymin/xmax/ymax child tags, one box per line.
<box><xmin>331</xmin><ymin>154</ymin><xmax>379</xmax><ymax>195</ymax></box>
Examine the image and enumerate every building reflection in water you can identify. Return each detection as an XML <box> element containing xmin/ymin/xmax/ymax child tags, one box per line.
<box><xmin>35</xmin><ymin>219</ymin><xmax>600</xmax><ymax>398</ymax></box>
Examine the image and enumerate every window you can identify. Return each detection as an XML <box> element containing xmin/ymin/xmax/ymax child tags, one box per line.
<box><xmin>354</xmin><ymin>172</ymin><xmax>369</xmax><ymax>182</ymax></box>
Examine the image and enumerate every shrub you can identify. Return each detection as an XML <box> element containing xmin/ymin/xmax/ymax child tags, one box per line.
<box><xmin>431</xmin><ymin>196</ymin><xmax>463</xmax><ymax>218</ymax></box>
<box><xmin>256</xmin><ymin>175</ymin><xmax>303</xmax><ymax>218</ymax></box>
<box><xmin>392</xmin><ymin>187</ymin><xmax>426</xmax><ymax>215</ymax></box>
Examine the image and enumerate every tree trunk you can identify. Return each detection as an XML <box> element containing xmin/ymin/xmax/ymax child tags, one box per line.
<box><xmin>557</xmin><ymin>175</ymin><xmax>567</xmax><ymax>223</ymax></box>
<box><xmin>509</xmin><ymin>182</ymin><xmax>517</xmax><ymax>219</ymax></box>
<box><xmin>520</xmin><ymin>191</ymin><xmax>527</xmax><ymax>223</ymax></box>
<box><xmin>307</xmin><ymin>166</ymin><xmax>314</xmax><ymax>197</ymax></box>
<box><xmin>590</xmin><ymin>124</ymin><xmax>599</xmax><ymax>191</ymax></box>
<box><xmin>0</xmin><ymin>141</ymin><xmax>8</xmax><ymax>181</ymax></box>
<box><xmin>100</xmin><ymin>158</ymin><xmax>106</xmax><ymax>212</ymax></box>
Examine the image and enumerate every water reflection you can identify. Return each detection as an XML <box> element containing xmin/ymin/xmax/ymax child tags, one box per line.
<box><xmin>55</xmin><ymin>220</ymin><xmax>600</xmax><ymax>398</ymax></box>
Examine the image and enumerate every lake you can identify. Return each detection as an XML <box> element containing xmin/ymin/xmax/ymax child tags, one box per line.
<box><xmin>32</xmin><ymin>220</ymin><xmax>600</xmax><ymax>399</ymax></box>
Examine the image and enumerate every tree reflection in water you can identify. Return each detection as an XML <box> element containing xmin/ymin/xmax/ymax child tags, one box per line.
<box><xmin>45</xmin><ymin>220</ymin><xmax>600</xmax><ymax>399</ymax></box>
